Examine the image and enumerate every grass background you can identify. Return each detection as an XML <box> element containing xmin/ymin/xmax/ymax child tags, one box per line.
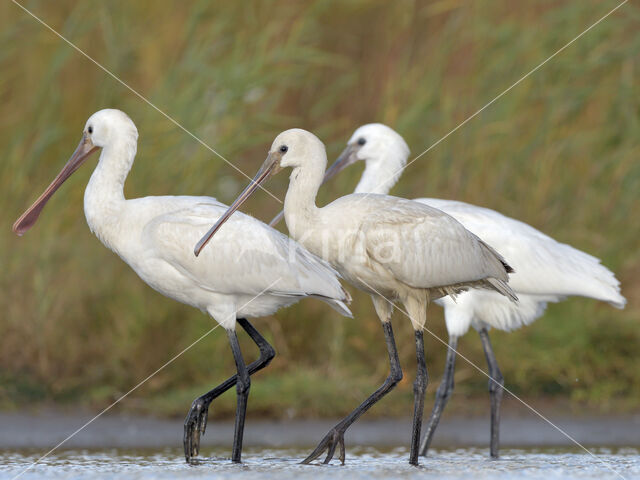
<box><xmin>0</xmin><ymin>0</ymin><xmax>638</xmax><ymax>420</ymax></box>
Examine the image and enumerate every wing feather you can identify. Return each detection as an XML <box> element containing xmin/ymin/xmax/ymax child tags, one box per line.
<box><xmin>416</xmin><ymin>198</ymin><xmax>625</xmax><ymax>307</ymax></box>
<box><xmin>132</xmin><ymin>196</ymin><xmax>348</xmax><ymax>304</ymax></box>
<box><xmin>342</xmin><ymin>195</ymin><xmax>512</xmax><ymax>291</ymax></box>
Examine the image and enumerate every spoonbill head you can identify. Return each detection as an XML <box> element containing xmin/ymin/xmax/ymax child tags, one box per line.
<box><xmin>325</xmin><ymin>123</ymin><xmax>409</xmax><ymax>195</ymax></box>
<box><xmin>319</xmin><ymin>122</ymin><xmax>626</xmax><ymax>459</ymax></box>
<box><xmin>196</xmin><ymin>128</ymin><xmax>517</xmax><ymax>466</ymax></box>
<box><xmin>13</xmin><ymin>111</ymin><xmax>352</xmax><ymax>464</ymax></box>
<box><xmin>195</xmin><ymin>128</ymin><xmax>326</xmax><ymax>255</ymax></box>
<box><xmin>266</xmin><ymin>124</ymin><xmax>409</xmax><ymax>228</ymax></box>
<box><xmin>83</xmin><ymin>108</ymin><xmax>139</xmax><ymax>147</ymax></box>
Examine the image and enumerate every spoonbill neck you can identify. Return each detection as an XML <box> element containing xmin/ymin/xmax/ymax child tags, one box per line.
<box><xmin>283</xmin><ymin>160</ymin><xmax>325</xmax><ymax>236</ymax></box>
<box><xmin>84</xmin><ymin>136</ymin><xmax>137</xmax><ymax>238</ymax></box>
<box><xmin>354</xmin><ymin>154</ymin><xmax>405</xmax><ymax>195</ymax></box>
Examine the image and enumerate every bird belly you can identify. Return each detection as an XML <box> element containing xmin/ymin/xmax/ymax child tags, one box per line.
<box><xmin>235</xmin><ymin>294</ymin><xmax>298</xmax><ymax>319</ymax></box>
<box><xmin>439</xmin><ymin>290</ymin><xmax>551</xmax><ymax>336</ymax></box>
<box><xmin>128</xmin><ymin>256</ymin><xmax>305</xmax><ymax>325</ymax></box>
<box><xmin>128</xmin><ymin>257</ymin><xmax>214</xmax><ymax>311</ymax></box>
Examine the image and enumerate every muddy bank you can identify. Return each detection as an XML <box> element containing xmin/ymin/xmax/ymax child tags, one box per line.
<box><xmin>1</xmin><ymin>409</ymin><xmax>639</xmax><ymax>449</ymax></box>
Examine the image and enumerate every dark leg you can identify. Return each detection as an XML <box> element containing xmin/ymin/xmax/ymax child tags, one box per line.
<box><xmin>478</xmin><ymin>327</ymin><xmax>504</xmax><ymax>459</ymax></box>
<box><xmin>302</xmin><ymin>321</ymin><xmax>403</xmax><ymax>465</ymax></box>
<box><xmin>409</xmin><ymin>329</ymin><xmax>428</xmax><ymax>465</ymax></box>
<box><xmin>227</xmin><ymin>327</ymin><xmax>250</xmax><ymax>463</ymax></box>
<box><xmin>419</xmin><ymin>335</ymin><xmax>458</xmax><ymax>456</ymax></box>
<box><xmin>184</xmin><ymin>318</ymin><xmax>275</xmax><ymax>463</ymax></box>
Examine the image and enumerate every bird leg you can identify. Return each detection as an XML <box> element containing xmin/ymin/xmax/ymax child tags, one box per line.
<box><xmin>184</xmin><ymin>318</ymin><xmax>275</xmax><ymax>464</ymax></box>
<box><xmin>478</xmin><ymin>327</ymin><xmax>504</xmax><ymax>458</ymax></box>
<box><xmin>419</xmin><ymin>335</ymin><xmax>458</xmax><ymax>456</ymax></box>
<box><xmin>409</xmin><ymin>329</ymin><xmax>428</xmax><ymax>465</ymax></box>
<box><xmin>302</xmin><ymin>321</ymin><xmax>402</xmax><ymax>465</ymax></box>
<box><xmin>227</xmin><ymin>327</ymin><xmax>251</xmax><ymax>462</ymax></box>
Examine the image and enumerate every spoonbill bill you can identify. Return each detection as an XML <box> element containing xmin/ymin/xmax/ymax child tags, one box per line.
<box><xmin>194</xmin><ymin>128</ymin><xmax>517</xmax><ymax>465</ymax></box>
<box><xmin>311</xmin><ymin>123</ymin><xmax>626</xmax><ymax>458</ymax></box>
<box><xmin>12</xmin><ymin>109</ymin><xmax>352</xmax><ymax>464</ymax></box>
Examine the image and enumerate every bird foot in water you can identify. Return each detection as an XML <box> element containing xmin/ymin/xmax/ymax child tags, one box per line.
<box><xmin>302</xmin><ymin>427</ymin><xmax>347</xmax><ymax>465</ymax></box>
<box><xmin>183</xmin><ymin>396</ymin><xmax>211</xmax><ymax>464</ymax></box>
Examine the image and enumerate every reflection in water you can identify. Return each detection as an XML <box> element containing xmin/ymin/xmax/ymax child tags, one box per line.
<box><xmin>1</xmin><ymin>447</ymin><xmax>638</xmax><ymax>480</ymax></box>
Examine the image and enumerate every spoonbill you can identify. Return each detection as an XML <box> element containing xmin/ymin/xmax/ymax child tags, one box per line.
<box><xmin>195</xmin><ymin>128</ymin><xmax>517</xmax><ymax>465</ymax></box>
<box><xmin>12</xmin><ymin>109</ymin><xmax>352</xmax><ymax>464</ymax></box>
<box><xmin>308</xmin><ymin>122</ymin><xmax>627</xmax><ymax>458</ymax></box>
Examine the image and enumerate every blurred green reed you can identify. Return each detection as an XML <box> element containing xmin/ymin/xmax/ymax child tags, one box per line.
<box><xmin>0</xmin><ymin>0</ymin><xmax>638</xmax><ymax>418</ymax></box>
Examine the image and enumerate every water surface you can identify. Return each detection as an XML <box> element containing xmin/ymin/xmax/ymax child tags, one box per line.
<box><xmin>2</xmin><ymin>447</ymin><xmax>638</xmax><ymax>480</ymax></box>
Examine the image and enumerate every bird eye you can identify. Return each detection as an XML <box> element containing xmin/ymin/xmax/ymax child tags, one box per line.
<box><xmin>357</xmin><ymin>137</ymin><xmax>366</xmax><ymax>146</ymax></box>
<box><xmin>88</xmin><ymin>126</ymin><xmax>93</xmax><ymax>134</ymax></box>
<box><xmin>279</xmin><ymin>145</ymin><xmax>288</xmax><ymax>153</ymax></box>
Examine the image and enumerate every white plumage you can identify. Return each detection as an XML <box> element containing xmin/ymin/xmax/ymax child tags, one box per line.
<box><xmin>422</xmin><ymin>198</ymin><xmax>625</xmax><ymax>336</ymax></box>
<box><xmin>325</xmin><ymin>122</ymin><xmax>625</xmax><ymax>458</ymax></box>
<box><xmin>340</xmin><ymin>123</ymin><xmax>624</xmax><ymax>339</ymax></box>
<box><xmin>106</xmin><ymin>194</ymin><xmax>352</xmax><ymax>325</ymax></box>
<box><xmin>195</xmin><ymin>128</ymin><xmax>517</xmax><ymax>466</ymax></box>
<box><xmin>298</xmin><ymin>193</ymin><xmax>517</xmax><ymax>309</ymax></box>
<box><xmin>12</xmin><ymin>109</ymin><xmax>351</xmax><ymax>464</ymax></box>
<box><xmin>15</xmin><ymin>110</ymin><xmax>350</xmax><ymax>326</ymax></box>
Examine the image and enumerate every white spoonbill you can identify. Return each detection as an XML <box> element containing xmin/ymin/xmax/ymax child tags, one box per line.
<box><xmin>311</xmin><ymin>123</ymin><xmax>626</xmax><ymax>458</ymax></box>
<box><xmin>12</xmin><ymin>109</ymin><xmax>352</xmax><ymax>464</ymax></box>
<box><xmin>194</xmin><ymin>128</ymin><xmax>517</xmax><ymax>465</ymax></box>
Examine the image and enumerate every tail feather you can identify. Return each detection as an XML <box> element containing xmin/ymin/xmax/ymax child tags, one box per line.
<box><xmin>477</xmin><ymin>237</ymin><xmax>515</xmax><ymax>278</ymax></box>
<box><xmin>312</xmin><ymin>287</ymin><xmax>353</xmax><ymax>318</ymax></box>
<box><xmin>606</xmin><ymin>292</ymin><xmax>626</xmax><ymax>309</ymax></box>
<box><xmin>502</xmin><ymin>260</ymin><xmax>515</xmax><ymax>274</ymax></box>
<box><xmin>476</xmin><ymin>238</ymin><xmax>517</xmax><ymax>304</ymax></box>
<box><xmin>587</xmin><ymin>262</ymin><xmax>626</xmax><ymax>309</ymax></box>
<box><xmin>486</xmin><ymin>277</ymin><xmax>519</xmax><ymax>304</ymax></box>
<box><xmin>270</xmin><ymin>286</ymin><xmax>353</xmax><ymax>318</ymax></box>
<box><xmin>325</xmin><ymin>299</ymin><xmax>354</xmax><ymax>318</ymax></box>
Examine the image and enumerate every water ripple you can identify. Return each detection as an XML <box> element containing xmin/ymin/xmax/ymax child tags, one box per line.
<box><xmin>1</xmin><ymin>447</ymin><xmax>638</xmax><ymax>480</ymax></box>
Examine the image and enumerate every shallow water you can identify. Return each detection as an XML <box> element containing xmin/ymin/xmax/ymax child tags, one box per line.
<box><xmin>2</xmin><ymin>447</ymin><xmax>639</xmax><ymax>480</ymax></box>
